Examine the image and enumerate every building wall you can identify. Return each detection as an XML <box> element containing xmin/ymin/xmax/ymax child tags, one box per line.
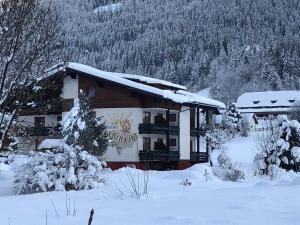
<box><xmin>179</xmin><ymin>106</ymin><xmax>190</xmax><ymax>160</ymax></box>
<box><xmin>63</xmin><ymin>75</ymin><xmax>78</xmax><ymax>99</ymax></box>
<box><xmin>94</xmin><ymin>108</ymin><xmax>143</xmax><ymax>162</ymax></box>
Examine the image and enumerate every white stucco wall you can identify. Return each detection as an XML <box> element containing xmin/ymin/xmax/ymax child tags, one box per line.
<box><xmin>94</xmin><ymin>108</ymin><xmax>143</xmax><ymax>162</ymax></box>
<box><xmin>63</xmin><ymin>75</ymin><xmax>78</xmax><ymax>99</ymax></box>
<box><xmin>179</xmin><ymin>106</ymin><xmax>190</xmax><ymax>160</ymax></box>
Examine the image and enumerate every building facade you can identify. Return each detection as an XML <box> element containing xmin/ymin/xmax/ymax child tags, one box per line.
<box><xmin>16</xmin><ymin>62</ymin><xmax>225</xmax><ymax>170</ymax></box>
<box><xmin>237</xmin><ymin>91</ymin><xmax>300</xmax><ymax>118</ymax></box>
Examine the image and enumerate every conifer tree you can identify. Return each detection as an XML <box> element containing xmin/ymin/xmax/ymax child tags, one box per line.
<box><xmin>222</xmin><ymin>103</ymin><xmax>242</xmax><ymax>137</ymax></box>
<box><xmin>63</xmin><ymin>90</ymin><xmax>108</xmax><ymax>157</ymax></box>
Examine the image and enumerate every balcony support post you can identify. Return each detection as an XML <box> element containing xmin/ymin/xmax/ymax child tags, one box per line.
<box><xmin>196</xmin><ymin>107</ymin><xmax>200</xmax><ymax>157</ymax></box>
<box><xmin>205</xmin><ymin>109</ymin><xmax>210</xmax><ymax>162</ymax></box>
<box><xmin>166</xmin><ymin>109</ymin><xmax>170</xmax><ymax>154</ymax></box>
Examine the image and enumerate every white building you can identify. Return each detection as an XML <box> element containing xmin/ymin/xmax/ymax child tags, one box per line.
<box><xmin>16</xmin><ymin>62</ymin><xmax>225</xmax><ymax>170</ymax></box>
<box><xmin>237</xmin><ymin>90</ymin><xmax>300</xmax><ymax>118</ymax></box>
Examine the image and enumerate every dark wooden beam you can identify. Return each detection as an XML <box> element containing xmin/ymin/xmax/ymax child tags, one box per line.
<box><xmin>196</xmin><ymin>107</ymin><xmax>200</xmax><ymax>155</ymax></box>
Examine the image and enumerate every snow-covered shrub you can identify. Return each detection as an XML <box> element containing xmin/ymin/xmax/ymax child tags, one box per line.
<box><xmin>14</xmin><ymin>93</ymin><xmax>109</xmax><ymax>194</ymax></box>
<box><xmin>222</xmin><ymin>103</ymin><xmax>242</xmax><ymax>137</ymax></box>
<box><xmin>14</xmin><ymin>145</ymin><xmax>105</xmax><ymax>194</ymax></box>
<box><xmin>124</xmin><ymin>166</ymin><xmax>150</xmax><ymax>199</ymax></box>
<box><xmin>63</xmin><ymin>91</ymin><xmax>109</xmax><ymax>156</ymax></box>
<box><xmin>255</xmin><ymin>115</ymin><xmax>300</xmax><ymax>175</ymax></box>
<box><xmin>207</xmin><ymin>126</ymin><xmax>228</xmax><ymax>151</ymax></box>
<box><xmin>213</xmin><ymin>151</ymin><xmax>245</xmax><ymax>182</ymax></box>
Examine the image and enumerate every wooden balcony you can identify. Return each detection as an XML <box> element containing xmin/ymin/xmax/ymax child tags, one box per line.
<box><xmin>190</xmin><ymin>152</ymin><xmax>208</xmax><ymax>162</ymax></box>
<box><xmin>28</xmin><ymin>126</ymin><xmax>62</xmax><ymax>137</ymax></box>
<box><xmin>139</xmin><ymin>150</ymin><xmax>180</xmax><ymax>161</ymax></box>
<box><xmin>138</xmin><ymin>124</ymin><xmax>179</xmax><ymax>135</ymax></box>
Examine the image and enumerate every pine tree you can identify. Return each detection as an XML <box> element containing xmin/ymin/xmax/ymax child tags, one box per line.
<box><xmin>222</xmin><ymin>103</ymin><xmax>242</xmax><ymax>137</ymax></box>
<box><xmin>63</xmin><ymin>91</ymin><xmax>108</xmax><ymax>156</ymax></box>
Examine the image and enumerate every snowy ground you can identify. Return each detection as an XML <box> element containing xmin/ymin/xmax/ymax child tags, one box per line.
<box><xmin>0</xmin><ymin>133</ymin><xmax>300</xmax><ymax>225</ymax></box>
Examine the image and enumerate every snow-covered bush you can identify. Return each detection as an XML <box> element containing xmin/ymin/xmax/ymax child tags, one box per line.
<box><xmin>255</xmin><ymin>115</ymin><xmax>300</xmax><ymax>175</ymax></box>
<box><xmin>207</xmin><ymin>126</ymin><xmax>228</xmax><ymax>151</ymax></box>
<box><xmin>222</xmin><ymin>103</ymin><xmax>242</xmax><ymax>137</ymax></box>
<box><xmin>14</xmin><ymin>146</ymin><xmax>105</xmax><ymax>194</ymax></box>
<box><xmin>14</xmin><ymin>92</ymin><xmax>109</xmax><ymax>194</ymax></box>
<box><xmin>213</xmin><ymin>151</ymin><xmax>245</xmax><ymax>182</ymax></box>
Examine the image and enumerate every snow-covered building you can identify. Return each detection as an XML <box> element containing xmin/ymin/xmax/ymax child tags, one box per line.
<box><xmin>236</xmin><ymin>90</ymin><xmax>300</xmax><ymax>118</ymax></box>
<box><xmin>16</xmin><ymin>62</ymin><xmax>225</xmax><ymax>170</ymax></box>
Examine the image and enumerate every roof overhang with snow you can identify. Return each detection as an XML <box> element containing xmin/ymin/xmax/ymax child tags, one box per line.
<box><xmin>45</xmin><ymin>62</ymin><xmax>225</xmax><ymax>110</ymax></box>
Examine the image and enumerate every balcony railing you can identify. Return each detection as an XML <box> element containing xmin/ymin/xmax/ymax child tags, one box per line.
<box><xmin>139</xmin><ymin>150</ymin><xmax>180</xmax><ymax>161</ymax></box>
<box><xmin>28</xmin><ymin>126</ymin><xmax>62</xmax><ymax>137</ymax></box>
<box><xmin>190</xmin><ymin>128</ymin><xmax>206</xmax><ymax>137</ymax></box>
<box><xmin>190</xmin><ymin>152</ymin><xmax>208</xmax><ymax>162</ymax></box>
<box><xmin>138</xmin><ymin>124</ymin><xmax>179</xmax><ymax>135</ymax></box>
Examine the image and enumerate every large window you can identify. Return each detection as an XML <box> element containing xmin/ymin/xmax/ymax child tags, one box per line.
<box><xmin>143</xmin><ymin>137</ymin><xmax>151</xmax><ymax>151</ymax></box>
<box><xmin>143</xmin><ymin>112</ymin><xmax>151</xmax><ymax>124</ymax></box>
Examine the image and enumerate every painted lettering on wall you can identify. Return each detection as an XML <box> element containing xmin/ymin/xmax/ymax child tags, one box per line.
<box><xmin>106</xmin><ymin>112</ymin><xmax>137</xmax><ymax>155</ymax></box>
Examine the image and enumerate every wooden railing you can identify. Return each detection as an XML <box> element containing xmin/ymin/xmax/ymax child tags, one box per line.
<box><xmin>138</xmin><ymin>124</ymin><xmax>179</xmax><ymax>135</ymax></box>
<box><xmin>28</xmin><ymin>126</ymin><xmax>62</xmax><ymax>137</ymax></box>
<box><xmin>190</xmin><ymin>152</ymin><xmax>208</xmax><ymax>162</ymax></box>
<box><xmin>139</xmin><ymin>150</ymin><xmax>180</xmax><ymax>161</ymax></box>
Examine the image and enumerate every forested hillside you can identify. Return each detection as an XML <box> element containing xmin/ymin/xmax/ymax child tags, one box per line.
<box><xmin>55</xmin><ymin>0</ymin><xmax>300</xmax><ymax>103</ymax></box>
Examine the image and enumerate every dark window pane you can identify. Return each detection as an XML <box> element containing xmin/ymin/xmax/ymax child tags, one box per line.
<box><xmin>35</xmin><ymin>117</ymin><xmax>45</xmax><ymax>127</ymax></box>
<box><xmin>170</xmin><ymin>138</ymin><xmax>176</xmax><ymax>147</ymax></box>
<box><xmin>143</xmin><ymin>137</ymin><xmax>151</xmax><ymax>150</ymax></box>
<box><xmin>169</xmin><ymin>113</ymin><xmax>176</xmax><ymax>122</ymax></box>
<box><xmin>88</xmin><ymin>86</ymin><xmax>96</xmax><ymax>97</ymax></box>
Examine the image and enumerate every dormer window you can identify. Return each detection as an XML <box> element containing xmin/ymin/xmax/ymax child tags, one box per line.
<box><xmin>253</xmin><ymin>100</ymin><xmax>260</xmax><ymax>104</ymax></box>
<box><xmin>270</xmin><ymin>100</ymin><xmax>277</xmax><ymax>104</ymax></box>
<box><xmin>289</xmin><ymin>99</ymin><xmax>295</xmax><ymax>103</ymax></box>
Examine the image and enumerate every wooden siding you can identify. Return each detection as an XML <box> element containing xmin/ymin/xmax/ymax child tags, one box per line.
<box><xmin>74</xmin><ymin>75</ymin><xmax>182</xmax><ymax>111</ymax></box>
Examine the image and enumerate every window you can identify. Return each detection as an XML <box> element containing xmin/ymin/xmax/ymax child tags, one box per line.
<box><xmin>157</xmin><ymin>138</ymin><xmax>163</xmax><ymax>143</ymax></box>
<box><xmin>169</xmin><ymin>138</ymin><xmax>177</xmax><ymax>147</ymax></box>
<box><xmin>143</xmin><ymin>112</ymin><xmax>151</xmax><ymax>124</ymax></box>
<box><xmin>88</xmin><ymin>86</ymin><xmax>96</xmax><ymax>97</ymax></box>
<box><xmin>143</xmin><ymin>137</ymin><xmax>151</xmax><ymax>151</ymax></box>
<box><xmin>270</xmin><ymin>100</ymin><xmax>277</xmax><ymax>104</ymax></box>
<box><xmin>34</xmin><ymin>117</ymin><xmax>45</xmax><ymax>127</ymax></box>
<box><xmin>289</xmin><ymin>99</ymin><xmax>295</xmax><ymax>103</ymax></box>
<box><xmin>64</xmin><ymin>99</ymin><xmax>74</xmax><ymax>111</ymax></box>
<box><xmin>57</xmin><ymin>116</ymin><xmax>62</xmax><ymax>122</ymax></box>
<box><xmin>154</xmin><ymin>138</ymin><xmax>166</xmax><ymax>150</ymax></box>
<box><xmin>169</xmin><ymin>113</ymin><xmax>176</xmax><ymax>122</ymax></box>
<box><xmin>253</xmin><ymin>100</ymin><xmax>260</xmax><ymax>104</ymax></box>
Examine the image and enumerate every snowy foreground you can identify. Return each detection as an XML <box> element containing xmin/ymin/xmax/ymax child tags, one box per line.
<box><xmin>1</xmin><ymin>134</ymin><xmax>300</xmax><ymax>225</ymax></box>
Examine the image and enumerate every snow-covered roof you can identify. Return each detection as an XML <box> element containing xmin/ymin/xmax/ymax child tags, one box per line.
<box><xmin>237</xmin><ymin>91</ymin><xmax>300</xmax><ymax>110</ymax></box>
<box><xmin>47</xmin><ymin>62</ymin><xmax>225</xmax><ymax>109</ymax></box>
<box><xmin>113</xmin><ymin>73</ymin><xmax>187</xmax><ymax>90</ymax></box>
